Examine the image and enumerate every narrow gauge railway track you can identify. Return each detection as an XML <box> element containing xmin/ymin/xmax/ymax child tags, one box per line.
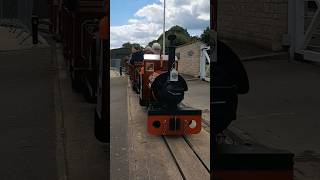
<box><xmin>127</xmin><ymin>80</ymin><xmax>210</xmax><ymax>179</ymax></box>
<box><xmin>161</xmin><ymin>132</ymin><xmax>211</xmax><ymax>179</ymax></box>
<box><xmin>126</xmin><ymin>77</ymin><xmax>255</xmax><ymax>179</ymax></box>
<box><xmin>127</xmin><ymin>79</ymin><xmax>249</xmax><ymax>179</ymax></box>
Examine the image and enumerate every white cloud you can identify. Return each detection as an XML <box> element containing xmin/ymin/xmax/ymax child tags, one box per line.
<box><xmin>110</xmin><ymin>0</ymin><xmax>210</xmax><ymax>49</ymax></box>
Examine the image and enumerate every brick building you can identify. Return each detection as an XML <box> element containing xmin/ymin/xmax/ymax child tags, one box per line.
<box><xmin>176</xmin><ymin>41</ymin><xmax>206</xmax><ymax>77</ymax></box>
<box><xmin>218</xmin><ymin>0</ymin><xmax>288</xmax><ymax>51</ymax></box>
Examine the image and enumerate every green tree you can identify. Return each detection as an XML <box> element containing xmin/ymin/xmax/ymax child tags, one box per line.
<box><xmin>122</xmin><ymin>42</ymin><xmax>141</xmax><ymax>50</ymax></box>
<box><xmin>190</xmin><ymin>36</ymin><xmax>201</xmax><ymax>43</ymax></box>
<box><xmin>200</xmin><ymin>27</ymin><xmax>216</xmax><ymax>46</ymax></box>
<box><xmin>157</xmin><ymin>25</ymin><xmax>192</xmax><ymax>49</ymax></box>
<box><xmin>148</xmin><ymin>40</ymin><xmax>158</xmax><ymax>47</ymax></box>
<box><xmin>122</xmin><ymin>42</ymin><xmax>132</xmax><ymax>49</ymax></box>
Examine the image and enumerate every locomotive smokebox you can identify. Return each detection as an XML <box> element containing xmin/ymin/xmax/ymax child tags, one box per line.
<box><xmin>151</xmin><ymin>34</ymin><xmax>188</xmax><ymax>109</ymax></box>
<box><xmin>151</xmin><ymin>72</ymin><xmax>187</xmax><ymax>108</ymax></box>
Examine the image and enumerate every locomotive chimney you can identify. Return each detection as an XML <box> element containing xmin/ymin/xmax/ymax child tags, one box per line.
<box><xmin>168</xmin><ymin>34</ymin><xmax>177</xmax><ymax>73</ymax></box>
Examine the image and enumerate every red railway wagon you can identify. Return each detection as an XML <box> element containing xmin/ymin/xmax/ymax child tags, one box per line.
<box><xmin>94</xmin><ymin>1</ymin><xmax>109</xmax><ymax>143</ymax></box>
<box><xmin>50</xmin><ymin>0</ymin><xmax>109</xmax><ymax>141</ymax></box>
<box><xmin>61</xmin><ymin>6</ymin><xmax>74</xmax><ymax>61</ymax></box>
<box><xmin>80</xmin><ymin>19</ymin><xmax>101</xmax><ymax>102</ymax></box>
<box><xmin>55</xmin><ymin>1</ymin><xmax>104</xmax><ymax>91</ymax></box>
<box><xmin>49</xmin><ymin>0</ymin><xmax>60</xmax><ymax>33</ymax></box>
<box><xmin>138</xmin><ymin>54</ymin><xmax>177</xmax><ymax>106</ymax></box>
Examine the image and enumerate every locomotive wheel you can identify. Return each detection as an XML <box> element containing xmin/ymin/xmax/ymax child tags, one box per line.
<box><xmin>94</xmin><ymin>110</ymin><xmax>108</xmax><ymax>143</ymax></box>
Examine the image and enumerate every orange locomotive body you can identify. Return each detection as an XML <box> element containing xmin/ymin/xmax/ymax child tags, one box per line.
<box><xmin>140</xmin><ymin>55</ymin><xmax>202</xmax><ymax>136</ymax></box>
<box><xmin>51</xmin><ymin>0</ymin><xmax>105</xmax><ymax>95</ymax></box>
<box><xmin>94</xmin><ymin>1</ymin><xmax>109</xmax><ymax>143</ymax></box>
<box><xmin>129</xmin><ymin>35</ymin><xmax>202</xmax><ymax>136</ymax></box>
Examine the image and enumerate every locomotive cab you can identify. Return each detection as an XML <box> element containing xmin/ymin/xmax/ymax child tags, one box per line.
<box><xmin>139</xmin><ymin>54</ymin><xmax>178</xmax><ymax>106</ymax></box>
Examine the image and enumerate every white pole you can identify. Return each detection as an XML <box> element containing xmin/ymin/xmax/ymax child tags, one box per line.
<box><xmin>163</xmin><ymin>0</ymin><xmax>166</xmax><ymax>55</ymax></box>
<box><xmin>200</xmin><ymin>45</ymin><xmax>206</xmax><ymax>80</ymax></box>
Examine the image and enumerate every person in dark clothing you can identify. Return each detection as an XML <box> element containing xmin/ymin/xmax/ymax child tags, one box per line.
<box><xmin>212</xmin><ymin>40</ymin><xmax>250</xmax><ymax>134</ymax></box>
<box><xmin>129</xmin><ymin>45</ymin><xmax>144</xmax><ymax>65</ymax></box>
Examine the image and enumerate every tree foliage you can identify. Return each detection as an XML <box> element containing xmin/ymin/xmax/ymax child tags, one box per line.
<box><xmin>157</xmin><ymin>25</ymin><xmax>192</xmax><ymax>48</ymax></box>
<box><xmin>200</xmin><ymin>27</ymin><xmax>216</xmax><ymax>46</ymax></box>
<box><xmin>122</xmin><ymin>42</ymin><xmax>141</xmax><ymax>50</ymax></box>
<box><xmin>122</xmin><ymin>25</ymin><xmax>212</xmax><ymax>52</ymax></box>
<box><xmin>148</xmin><ymin>40</ymin><xmax>158</xmax><ymax>47</ymax></box>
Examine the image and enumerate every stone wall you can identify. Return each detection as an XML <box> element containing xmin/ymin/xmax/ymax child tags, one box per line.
<box><xmin>218</xmin><ymin>0</ymin><xmax>288</xmax><ymax>51</ymax></box>
<box><xmin>176</xmin><ymin>41</ymin><xmax>205</xmax><ymax>77</ymax></box>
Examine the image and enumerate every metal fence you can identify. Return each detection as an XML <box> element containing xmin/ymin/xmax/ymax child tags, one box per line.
<box><xmin>0</xmin><ymin>0</ymin><xmax>33</xmax><ymax>31</ymax></box>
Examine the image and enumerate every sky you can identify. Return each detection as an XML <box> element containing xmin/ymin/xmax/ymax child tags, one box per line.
<box><xmin>110</xmin><ymin>0</ymin><xmax>210</xmax><ymax>49</ymax></box>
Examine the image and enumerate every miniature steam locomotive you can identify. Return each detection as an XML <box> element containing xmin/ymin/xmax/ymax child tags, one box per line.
<box><xmin>129</xmin><ymin>35</ymin><xmax>202</xmax><ymax>136</ymax></box>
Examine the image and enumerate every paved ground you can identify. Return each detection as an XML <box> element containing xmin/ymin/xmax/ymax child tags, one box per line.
<box><xmin>0</xmin><ymin>29</ymin><xmax>108</xmax><ymax>179</ymax></box>
<box><xmin>55</xmin><ymin>43</ymin><xmax>109</xmax><ymax>180</ymax></box>
<box><xmin>235</xmin><ymin>55</ymin><xmax>320</xmax><ymax>180</ymax></box>
<box><xmin>183</xmin><ymin>54</ymin><xmax>320</xmax><ymax>179</ymax></box>
<box><xmin>0</xmin><ymin>47</ymin><xmax>57</xmax><ymax>179</ymax></box>
<box><xmin>110</xmin><ymin>76</ymin><xmax>129</xmax><ymax>180</ymax></box>
<box><xmin>183</xmin><ymin>79</ymin><xmax>210</xmax><ymax>122</ymax></box>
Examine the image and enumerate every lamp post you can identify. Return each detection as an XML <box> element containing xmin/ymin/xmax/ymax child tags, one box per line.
<box><xmin>163</xmin><ymin>0</ymin><xmax>166</xmax><ymax>55</ymax></box>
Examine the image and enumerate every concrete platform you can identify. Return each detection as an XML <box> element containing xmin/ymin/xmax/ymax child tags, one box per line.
<box><xmin>235</xmin><ymin>54</ymin><xmax>320</xmax><ymax>180</ymax></box>
<box><xmin>110</xmin><ymin>76</ymin><xmax>129</xmax><ymax>179</ymax></box>
<box><xmin>0</xmin><ymin>43</ymin><xmax>57</xmax><ymax>180</ymax></box>
<box><xmin>55</xmin><ymin>43</ymin><xmax>109</xmax><ymax>180</ymax></box>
